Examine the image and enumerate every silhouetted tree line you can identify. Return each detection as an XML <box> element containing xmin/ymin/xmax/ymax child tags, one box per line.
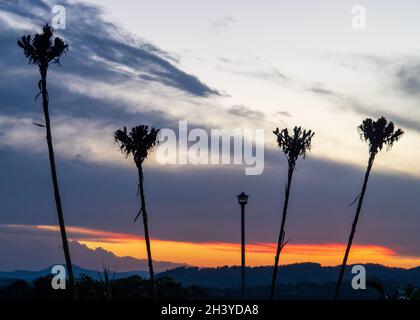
<box><xmin>1</xmin><ymin>275</ymin><xmax>419</xmax><ymax>300</ymax></box>
<box><xmin>0</xmin><ymin>275</ymin><xmax>206</xmax><ymax>300</ymax></box>
<box><xmin>15</xmin><ymin>24</ymin><xmax>408</xmax><ymax>300</ymax></box>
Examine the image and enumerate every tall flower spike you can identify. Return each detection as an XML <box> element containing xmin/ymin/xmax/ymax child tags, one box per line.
<box><xmin>270</xmin><ymin>125</ymin><xmax>314</xmax><ymax>300</ymax></box>
<box><xmin>114</xmin><ymin>124</ymin><xmax>160</xmax><ymax>300</ymax></box>
<box><xmin>358</xmin><ymin>116</ymin><xmax>404</xmax><ymax>155</ymax></box>
<box><xmin>17</xmin><ymin>24</ymin><xmax>68</xmax><ymax>67</ymax></box>
<box><xmin>273</xmin><ymin>126</ymin><xmax>315</xmax><ymax>164</ymax></box>
<box><xmin>114</xmin><ymin>125</ymin><xmax>159</xmax><ymax>165</ymax></box>
<box><xmin>334</xmin><ymin>116</ymin><xmax>404</xmax><ymax>300</ymax></box>
<box><xmin>17</xmin><ymin>22</ymin><xmax>75</xmax><ymax>298</ymax></box>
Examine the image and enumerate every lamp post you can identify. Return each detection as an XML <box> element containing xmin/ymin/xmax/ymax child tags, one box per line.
<box><xmin>237</xmin><ymin>192</ymin><xmax>249</xmax><ymax>300</ymax></box>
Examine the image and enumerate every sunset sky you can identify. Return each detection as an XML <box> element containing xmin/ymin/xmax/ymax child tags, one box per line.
<box><xmin>0</xmin><ymin>0</ymin><xmax>419</xmax><ymax>271</ymax></box>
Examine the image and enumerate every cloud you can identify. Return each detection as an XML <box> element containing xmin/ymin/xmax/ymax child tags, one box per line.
<box><xmin>209</xmin><ymin>16</ymin><xmax>236</xmax><ymax>29</ymax></box>
<box><xmin>274</xmin><ymin>111</ymin><xmax>292</xmax><ymax>118</ymax></box>
<box><xmin>0</xmin><ymin>114</ymin><xmax>126</xmax><ymax>166</ymax></box>
<box><xmin>307</xmin><ymin>83</ymin><xmax>420</xmax><ymax>134</ymax></box>
<box><xmin>228</xmin><ymin>105</ymin><xmax>265</xmax><ymax>120</ymax></box>
<box><xmin>0</xmin><ymin>0</ymin><xmax>219</xmax><ymax>97</ymax></box>
<box><xmin>318</xmin><ymin>53</ymin><xmax>420</xmax><ymax>133</ymax></box>
<box><xmin>0</xmin><ymin>0</ymin><xmax>257</xmax><ymax>169</ymax></box>
<box><xmin>324</xmin><ymin>52</ymin><xmax>394</xmax><ymax>72</ymax></box>
<box><xmin>0</xmin><ymin>1</ymin><xmax>419</xmax><ymax>271</ymax></box>
<box><xmin>0</xmin><ymin>8</ymin><xmax>37</xmax><ymax>30</ymax></box>
<box><xmin>2</xmin><ymin>224</ymin><xmax>420</xmax><ymax>269</ymax></box>
<box><xmin>345</xmin><ymin>53</ymin><xmax>420</xmax><ymax>99</ymax></box>
<box><xmin>220</xmin><ymin>66</ymin><xmax>292</xmax><ymax>86</ymax></box>
<box><xmin>307</xmin><ymin>83</ymin><xmax>335</xmax><ymax>96</ymax></box>
<box><xmin>217</xmin><ymin>57</ymin><xmax>243</xmax><ymax>66</ymax></box>
<box><xmin>0</xmin><ymin>225</ymin><xmax>184</xmax><ymax>272</ymax></box>
<box><xmin>0</xmin><ymin>1</ymin><xmax>279</xmax><ymax>169</ymax></box>
<box><xmin>336</xmin><ymin>52</ymin><xmax>420</xmax><ymax>95</ymax></box>
<box><xmin>1</xmin><ymin>144</ymin><xmax>419</xmax><ymax>259</ymax></box>
<box><xmin>396</xmin><ymin>62</ymin><xmax>420</xmax><ymax>96</ymax></box>
<box><xmin>0</xmin><ymin>225</ymin><xmax>183</xmax><ymax>272</ymax></box>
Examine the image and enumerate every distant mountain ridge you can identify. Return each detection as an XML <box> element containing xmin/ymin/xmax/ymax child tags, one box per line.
<box><xmin>2</xmin><ymin>263</ymin><xmax>420</xmax><ymax>289</ymax></box>
<box><xmin>158</xmin><ymin>263</ymin><xmax>420</xmax><ymax>288</ymax></box>
<box><xmin>0</xmin><ymin>265</ymin><xmax>149</xmax><ymax>282</ymax></box>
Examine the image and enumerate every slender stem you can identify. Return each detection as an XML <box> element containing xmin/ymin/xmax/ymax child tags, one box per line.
<box><xmin>270</xmin><ymin>163</ymin><xmax>295</xmax><ymax>300</ymax></box>
<box><xmin>40</xmin><ymin>67</ymin><xmax>77</xmax><ymax>299</ymax></box>
<box><xmin>334</xmin><ymin>153</ymin><xmax>375</xmax><ymax>300</ymax></box>
<box><xmin>241</xmin><ymin>204</ymin><xmax>246</xmax><ymax>300</ymax></box>
<box><xmin>138</xmin><ymin>164</ymin><xmax>157</xmax><ymax>300</ymax></box>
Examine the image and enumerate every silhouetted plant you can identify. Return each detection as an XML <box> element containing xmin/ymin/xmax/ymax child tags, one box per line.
<box><xmin>367</xmin><ymin>280</ymin><xmax>401</xmax><ymax>301</ymax></box>
<box><xmin>334</xmin><ymin>117</ymin><xmax>403</xmax><ymax>300</ymax></box>
<box><xmin>115</xmin><ymin>125</ymin><xmax>159</xmax><ymax>300</ymax></box>
<box><xmin>98</xmin><ymin>265</ymin><xmax>115</xmax><ymax>300</ymax></box>
<box><xmin>367</xmin><ymin>280</ymin><xmax>419</xmax><ymax>300</ymax></box>
<box><xmin>17</xmin><ymin>24</ymin><xmax>76</xmax><ymax>298</ymax></box>
<box><xmin>401</xmin><ymin>283</ymin><xmax>419</xmax><ymax>300</ymax></box>
<box><xmin>270</xmin><ymin>126</ymin><xmax>315</xmax><ymax>299</ymax></box>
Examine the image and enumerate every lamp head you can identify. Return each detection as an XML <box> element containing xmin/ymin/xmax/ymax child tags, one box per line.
<box><xmin>237</xmin><ymin>192</ymin><xmax>249</xmax><ymax>205</ymax></box>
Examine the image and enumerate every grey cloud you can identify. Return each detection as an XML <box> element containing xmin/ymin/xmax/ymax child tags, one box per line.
<box><xmin>355</xmin><ymin>54</ymin><xmax>394</xmax><ymax>69</ymax></box>
<box><xmin>307</xmin><ymin>84</ymin><xmax>335</xmax><ymax>96</ymax></box>
<box><xmin>328</xmin><ymin>52</ymin><xmax>420</xmax><ymax>106</ymax></box>
<box><xmin>227</xmin><ymin>68</ymin><xmax>290</xmax><ymax>83</ymax></box>
<box><xmin>0</xmin><ymin>0</ymin><xmax>221</xmax><ymax>168</ymax></box>
<box><xmin>325</xmin><ymin>53</ymin><xmax>394</xmax><ymax>72</ymax></box>
<box><xmin>274</xmin><ymin>111</ymin><xmax>292</xmax><ymax>118</ymax></box>
<box><xmin>228</xmin><ymin>105</ymin><xmax>265</xmax><ymax>120</ymax></box>
<box><xmin>0</xmin><ymin>0</ymin><xmax>219</xmax><ymax>97</ymax></box>
<box><xmin>351</xmin><ymin>54</ymin><xmax>420</xmax><ymax>98</ymax></box>
<box><xmin>0</xmin><ymin>1</ymin><xmax>419</xmax><ymax>269</ymax></box>
<box><xmin>0</xmin><ymin>232</ymin><xmax>183</xmax><ymax>272</ymax></box>
<box><xmin>218</xmin><ymin>55</ymin><xmax>266</xmax><ymax>67</ymax></box>
<box><xmin>217</xmin><ymin>57</ymin><xmax>243</xmax><ymax>66</ymax></box>
<box><xmin>216</xmin><ymin>55</ymin><xmax>294</xmax><ymax>88</ymax></box>
<box><xmin>396</xmin><ymin>62</ymin><xmax>420</xmax><ymax>96</ymax></box>
<box><xmin>210</xmin><ymin>16</ymin><xmax>236</xmax><ymax>29</ymax></box>
<box><xmin>307</xmin><ymin>83</ymin><xmax>420</xmax><ymax>133</ymax></box>
<box><xmin>1</xmin><ymin>146</ymin><xmax>419</xmax><ymax>257</ymax></box>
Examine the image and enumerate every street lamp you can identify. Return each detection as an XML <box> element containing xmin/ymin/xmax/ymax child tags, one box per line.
<box><xmin>237</xmin><ymin>192</ymin><xmax>249</xmax><ymax>300</ymax></box>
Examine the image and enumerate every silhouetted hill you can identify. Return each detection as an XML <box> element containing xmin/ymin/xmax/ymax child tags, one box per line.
<box><xmin>158</xmin><ymin>263</ymin><xmax>420</xmax><ymax>288</ymax></box>
<box><xmin>1</xmin><ymin>263</ymin><xmax>420</xmax><ymax>299</ymax></box>
<box><xmin>3</xmin><ymin>263</ymin><xmax>420</xmax><ymax>293</ymax></box>
<box><xmin>0</xmin><ymin>265</ymin><xmax>148</xmax><ymax>284</ymax></box>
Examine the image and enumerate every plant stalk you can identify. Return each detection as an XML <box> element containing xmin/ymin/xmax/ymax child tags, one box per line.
<box><xmin>334</xmin><ymin>153</ymin><xmax>375</xmax><ymax>300</ymax></box>
<box><xmin>138</xmin><ymin>164</ymin><xmax>157</xmax><ymax>300</ymax></box>
<box><xmin>270</xmin><ymin>163</ymin><xmax>295</xmax><ymax>300</ymax></box>
<box><xmin>40</xmin><ymin>67</ymin><xmax>77</xmax><ymax>299</ymax></box>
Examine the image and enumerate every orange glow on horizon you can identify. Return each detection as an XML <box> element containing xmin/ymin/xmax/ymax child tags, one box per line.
<box><xmin>79</xmin><ymin>239</ymin><xmax>420</xmax><ymax>268</ymax></box>
<box><xmin>4</xmin><ymin>224</ymin><xmax>420</xmax><ymax>268</ymax></box>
